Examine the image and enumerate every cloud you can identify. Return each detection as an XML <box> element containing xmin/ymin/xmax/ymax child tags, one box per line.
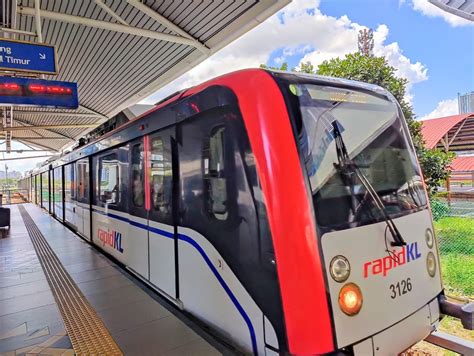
<box><xmin>142</xmin><ymin>0</ymin><xmax>428</xmax><ymax>107</ymax></box>
<box><xmin>298</xmin><ymin>23</ymin><xmax>428</xmax><ymax>103</ymax></box>
<box><xmin>372</xmin><ymin>25</ymin><xmax>428</xmax><ymax>103</ymax></box>
<box><xmin>420</xmin><ymin>97</ymin><xmax>458</xmax><ymax>120</ymax></box>
<box><xmin>410</xmin><ymin>0</ymin><xmax>473</xmax><ymax>27</ymax></box>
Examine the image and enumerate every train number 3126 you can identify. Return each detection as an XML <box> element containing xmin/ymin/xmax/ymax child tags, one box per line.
<box><xmin>389</xmin><ymin>278</ymin><xmax>413</xmax><ymax>299</ymax></box>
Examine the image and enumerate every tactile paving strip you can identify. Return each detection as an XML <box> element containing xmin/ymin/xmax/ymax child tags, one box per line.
<box><xmin>19</xmin><ymin>205</ymin><xmax>123</xmax><ymax>355</ymax></box>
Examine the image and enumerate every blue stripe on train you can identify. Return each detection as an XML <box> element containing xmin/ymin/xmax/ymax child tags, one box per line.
<box><xmin>92</xmin><ymin>208</ymin><xmax>258</xmax><ymax>355</ymax></box>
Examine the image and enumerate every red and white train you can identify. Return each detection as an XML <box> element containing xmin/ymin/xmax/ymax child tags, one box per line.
<box><xmin>20</xmin><ymin>69</ymin><xmax>472</xmax><ymax>355</ymax></box>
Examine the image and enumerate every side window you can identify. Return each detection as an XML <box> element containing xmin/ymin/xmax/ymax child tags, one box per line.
<box><xmin>150</xmin><ymin>137</ymin><xmax>172</xmax><ymax>213</ymax></box>
<box><xmin>131</xmin><ymin>143</ymin><xmax>144</xmax><ymax>207</ymax></box>
<box><xmin>203</xmin><ymin>126</ymin><xmax>227</xmax><ymax>220</ymax></box>
<box><xmin>99</xmin><ymin>153</ymin><xmax>120</xmax><ymax>204</ymax></box>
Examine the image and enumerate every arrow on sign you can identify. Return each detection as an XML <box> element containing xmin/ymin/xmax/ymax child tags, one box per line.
<box><xmin>39</xmin><ymin>53</ymin><xmax>46</xmax><ymax>60</ymax></box>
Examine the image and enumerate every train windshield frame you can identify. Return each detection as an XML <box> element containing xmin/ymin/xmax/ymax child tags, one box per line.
<box><xmin>280</xmin><ymin>78</ymin><xmax>428</xmax><ymax>232</ymax></box>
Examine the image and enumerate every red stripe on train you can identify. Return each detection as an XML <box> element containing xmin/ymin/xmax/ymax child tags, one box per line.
<box><xmin>186</xmin><ymin>69</ymin><xmax>334</xmax><ymax>354</ymax></box>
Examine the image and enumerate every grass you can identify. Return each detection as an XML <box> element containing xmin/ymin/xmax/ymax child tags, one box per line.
<box><xmin>402</xmin><ymin>211</ymin><xmax>474</xmax><ymax>355</ymax></box>
<box><xmin>432</xmin><ymin>216</ymin><xmax>474</xmax><ymax>298</ymax></box>
<box><xmin>404</xmin><ymin>314</ymin><xmax>474</xmax><ymax>355</ymax></box>
<box><xmin>434</xmin><ymin>217</ymin><xmax>474</xmax><ymax>255</ymax></box>
<box><xmin>440</xmin><ymin>254</ymin><xmax>474</xmax><ymax>297</ymax></box>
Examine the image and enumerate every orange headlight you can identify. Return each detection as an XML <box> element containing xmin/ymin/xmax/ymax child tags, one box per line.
<box><xmin>338</xmin><ymin>283</ymin><xmax>363</xmax><ymax>316</ymax></box>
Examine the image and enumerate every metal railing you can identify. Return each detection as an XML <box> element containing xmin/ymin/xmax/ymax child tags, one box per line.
<box><xmin>0</xmin><ymin>189</ymin><xmax>29</xmax><ymax>205</ymax></box>
<box><xmin>450</xmin><ymin>170</ymin><xmax>474</xmax><ymax>188</ymax></box>
<box><xmin>422</xmin><ymin>197</ymin><xmax>474</xmax><ymax>355</ymax></box>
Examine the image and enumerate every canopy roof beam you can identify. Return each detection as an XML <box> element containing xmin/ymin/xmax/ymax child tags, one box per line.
<box><xmin>16</xmin><ymin>139</ymin><xmax>58</xmax><ymax>152</ymax></box>
<box><xmin>93</xmin><ymin>0</ymin><xmax>129</xmax><ymax>26</ymax></box>
<box><xmin>78</xmin><ymin>104</ymin><xmax>109</xmax><ymax>121</ymax></box>
<box><xmin>12</xmin><ymin>117</ymin><xmax>74</xmax><ymax>140</ymax></box>
<box><xmin>0</xmin><ymin>149</ymin><xmax>50</xmax><ymax>152</ymax></box>
<box><xmin>5</xmin><ymin>136</ymin><xmax>71</xmax><ymax>140</ymax></box>
<box><xmin>0</xmin><ymin>27</ymin><xmax>36</xmax><ymax>36</ymax></box>
<box><xmin>0</xmin><ymin>154</ymin><xmax>54</xmax><ymax>161</ymax></box>
<box><xmin>18</xmin><ymin>6</ymin><xmax>210</xmax><ymax>54</ymax></box>
<box><xmin>7</xmin><ymin>123</ymin><xmax>97</xmax><ymax>130</ymax></box>
<box><xmin>125</xmin><ymin>0</ymin><xmax>198</xmax><ymax>42</ymax></box>
<box><xmin>14</xmin><ymin>111</ymin><xmax>101</xmax><ymax>118</ymax></box>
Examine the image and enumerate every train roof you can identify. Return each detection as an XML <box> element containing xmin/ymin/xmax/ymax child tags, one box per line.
<box><xmin>29</xmin><ymin>68</ymin><xmax>397</xmax><ymax>174</ymax></box>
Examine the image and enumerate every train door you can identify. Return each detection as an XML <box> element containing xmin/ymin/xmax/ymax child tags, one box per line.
<box><xmin>32</xmin><ymin>175</ymin><xmax>36</xmax><ymax>204</ymax></box>
<box><xmin>41</xmin><ymin>171</ymin><xmax>49</xmax><ymax>211</ymax></box>
<box><xmin>147</xmin><ymin>129</ymin><xmax>176</xmax><ymax>298</ymax></box>
<box><xmin>92</xmin><ymin>146</ymin><xmax>129</xmax><ymax>264</ymax></box>
<box><xmin>51</xmin><ymin>169</ymin><xmax>55</xmax><ymax>216</ymax></box>
<box><xmin>48</xmin><ymin>169</ymin><xmax>52</xmax><ymax>213</ymax></box>
<box><xmin>35</xmin><ymin>174</ymin><xmax>40</xmax><ymax>206</ymax></box>
<box><xmin>53</xmin><ymin>167</ymin><xmax>64</xmax><ymax>222</ymax></box>
<box><xmin>176</xmin><ymin>106</ymin><xmax>271</xmax><ymax>354</ymax></box>
<box><xmin>127</xmin><ymin>139</ymin><xmax>149</xmax><ymax>280</ymax></box>
<box><xmin>64</xmin><ymin>163</ymin><xmax>76</xmax><ymax>229</ymax></box>
<box><xmin>75</xmin><ymin>159</ymin><xmax>90</xmax><ymax>240</ymax></box>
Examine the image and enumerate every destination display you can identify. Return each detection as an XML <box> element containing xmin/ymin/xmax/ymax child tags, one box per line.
<box><xmin>0</xmin><ymin>38</ymin><xmax>57</xmax><ymax>74</ymax></box>
<box><xmin>0</xmin><ymin>77</ymin><xmax>78</xmax><ymax>108</ymax></box>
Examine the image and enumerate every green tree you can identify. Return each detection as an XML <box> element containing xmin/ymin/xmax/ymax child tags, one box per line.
<box><xmin>261</xmin><ymin>52</ymin><xmax>452</xmax><ymax>194</ymax></box>
<box><xmin>259</xmin><ymin>62</ymin><xmax>288</xmax><ymax>71</ymax></box>
<box><xmin>299</xmin><ymin>61</ymin><xmax>315</xmax><ymax>74</ymax></box>
<box><xmin>316</xmin><ymin>52</ymin><xmax>452</xmax><ymax>194</ymax></box>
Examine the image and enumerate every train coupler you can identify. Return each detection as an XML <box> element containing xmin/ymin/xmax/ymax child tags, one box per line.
<box><xmin>439</xmin><ymin>294</ymin><xmax>473</xmax><ymax>330</ymax></box>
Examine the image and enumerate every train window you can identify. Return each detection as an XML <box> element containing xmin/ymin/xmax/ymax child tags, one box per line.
<box><xmin>131</xmin><ymin>143</ymin><xmax>144</xmax><ymax>207</ymax></box>
<box><xmin>41</xmin><ymin>171</ymin><xmax>49</xmax><ymax>210</ymax></box>
<box><xmin>64</xmin><ymin>163</ymin><xmax>76</xmax><ymax>225</ymax></box>
<box><xmin>203</xmin><ymin>126</ymin><xmax>227</xmax><ymax>220</ymax></box>
<box><xmin>150</xmin><ymin>137</ymin><xmax>172</xmax><ymax>213</ymax></box>
<box><xmin>76</xmin><ymin>160</ymin><xmax>89</xmax><ymax>203</ymax></box>
<box><xmin>99</xmin><ymin>153</ymin><xmax>120</xmax><ymax>204</ymax></box>
<box><xmin>35</xmin><ymin>175</ymin><xmax>40</xmax><ymax>205</ymax></box>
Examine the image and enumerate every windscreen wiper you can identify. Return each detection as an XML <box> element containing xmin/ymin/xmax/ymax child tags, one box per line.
<box><xmin>332</xmin><ymin>121</ymin><xmax>406</xmax><ymax>247</ymax></box>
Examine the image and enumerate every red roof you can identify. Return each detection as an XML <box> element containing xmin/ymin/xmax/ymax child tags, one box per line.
<box><xmin>420</xmin><ymin>113</ymin><xmax>474</xmax><ymax>149</ymax></box>
<box><xmin>451</xmin><ymin>156</ymin><xmax>474</xmax><ymax>172</ymax></box>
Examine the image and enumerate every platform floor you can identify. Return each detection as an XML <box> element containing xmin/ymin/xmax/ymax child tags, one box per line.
<box><xmin>0</xmin><ymin>204</ymin><xmax>223</xmax><ymax>356</ymax></box>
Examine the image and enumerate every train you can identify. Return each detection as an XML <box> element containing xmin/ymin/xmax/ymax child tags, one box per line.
<box><xmin>18</xmin><ymin>69</ymin><xmax>472</xmax><ymax>355</ymax></box>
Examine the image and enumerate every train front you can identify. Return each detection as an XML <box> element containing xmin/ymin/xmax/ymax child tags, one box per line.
<box><xmin>274</xmin><ymin>72</ymin><xmax>470</xmax><ymax>355</ymax></box>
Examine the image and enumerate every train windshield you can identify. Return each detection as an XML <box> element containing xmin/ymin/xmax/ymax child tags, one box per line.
<box><xmin>287</xmin><ymin>82</ymin><xmax>428</xmax><ymax>231</ymax></box>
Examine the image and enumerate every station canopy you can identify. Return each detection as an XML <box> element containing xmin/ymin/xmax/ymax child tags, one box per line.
<box><xmin>421</xmin><ymin>113</ymin><xmax>474</xmax><ymax>152</ymax></box>
<box><xmin>429</xmin><ymin>0</ymin><xmax>474</xmax><ymax>21</ymax></box>
<box><xmin>0</xmin><ymin>0</ymin><xmax>288</xmax><ymax>152</ymax></box>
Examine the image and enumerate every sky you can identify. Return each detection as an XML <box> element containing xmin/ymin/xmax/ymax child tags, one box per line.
<box><xmin>143</xmin><ymin>0</ymin><xmax>473</xmax><ymax>120</ymax></box>
<box><xmin>8</xmin><ymin>0</ymin><xmax>474</xmax><ymax>174</ymax></box>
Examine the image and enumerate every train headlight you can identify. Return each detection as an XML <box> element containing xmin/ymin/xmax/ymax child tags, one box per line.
<box><xmin>426</xmin><ymin>252</ymin><xmax>437</xmax><ymax>277</ymax></box>
<box><xmin>338</xmin><ymin>283</ymin><xmax>363</xmax><ymax>316</ymax></box>
<box><xmin>425</xmin><ymin>228</ymin><xmax>434</xmax><ymax>249</ymax></box>
<box><xmin>330</xmin><ymin>255</ymin><xmax>351</xmax><ymax>283</ymax></box>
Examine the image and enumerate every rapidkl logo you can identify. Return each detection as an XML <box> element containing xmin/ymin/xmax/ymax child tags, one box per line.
<box><xmin>98</xmin><ymin>228</ymin><xmax>124</xmax><ymax>253</ymax></box>
<box><xmin>363</xmin><ymin>242</ymin><xmax>421</xmax><ymax>278</ymax></box>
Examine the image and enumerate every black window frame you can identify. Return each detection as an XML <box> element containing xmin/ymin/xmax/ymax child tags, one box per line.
<box><xmin>130</xmin><ymin>141</ymin><xmax>145</xmax><ymax>208</ymax></box>
<box><xmin>97</xmin><ymin>152</ymin><xmax>120</xmax><ymax>206</ymax></box>
<box><xmin>76</xmin><ymin>159</ymin><xmax>90</xmax><ymax>204</ymax></box>
<box><xmin>203</xmin><ymin>124</ymin><xmax>228</xmax><ymax>221</ymax></box>
<box><xmin>149</xmin><ymin>130</ymin><xmax>174</xmax><ymax>226</ymax></box>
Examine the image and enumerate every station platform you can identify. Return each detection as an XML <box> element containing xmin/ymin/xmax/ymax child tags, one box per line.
<box><xmin>0</xmin><ymin>204</ymin><xmax>224</xmax><ymax>356</ymax></box>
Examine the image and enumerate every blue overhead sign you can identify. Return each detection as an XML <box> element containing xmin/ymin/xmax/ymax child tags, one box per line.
<box><xmin>0</xmin><ymin>77</ymin><xmax>78</xmax><ymax>109</ymax></box>
<box><xmin>0</xmin><ymin>38</ymin><xmax>57</xmax><ymax>74</ymax></box>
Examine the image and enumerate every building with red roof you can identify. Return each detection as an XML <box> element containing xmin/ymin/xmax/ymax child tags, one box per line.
<box><xmin>421</xmin><ymin>113</ymin><xmax>474</xmax><ymax>188</ymax></box>
<box><xmin>421</xmin><ymin>113</ymin><xmax>474</xmax><ymax>152</ymax></box>
<box><xmin>451</xmin><ymin>155</ymin><xmax>474</xmax><ymax>172</ymax></box>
